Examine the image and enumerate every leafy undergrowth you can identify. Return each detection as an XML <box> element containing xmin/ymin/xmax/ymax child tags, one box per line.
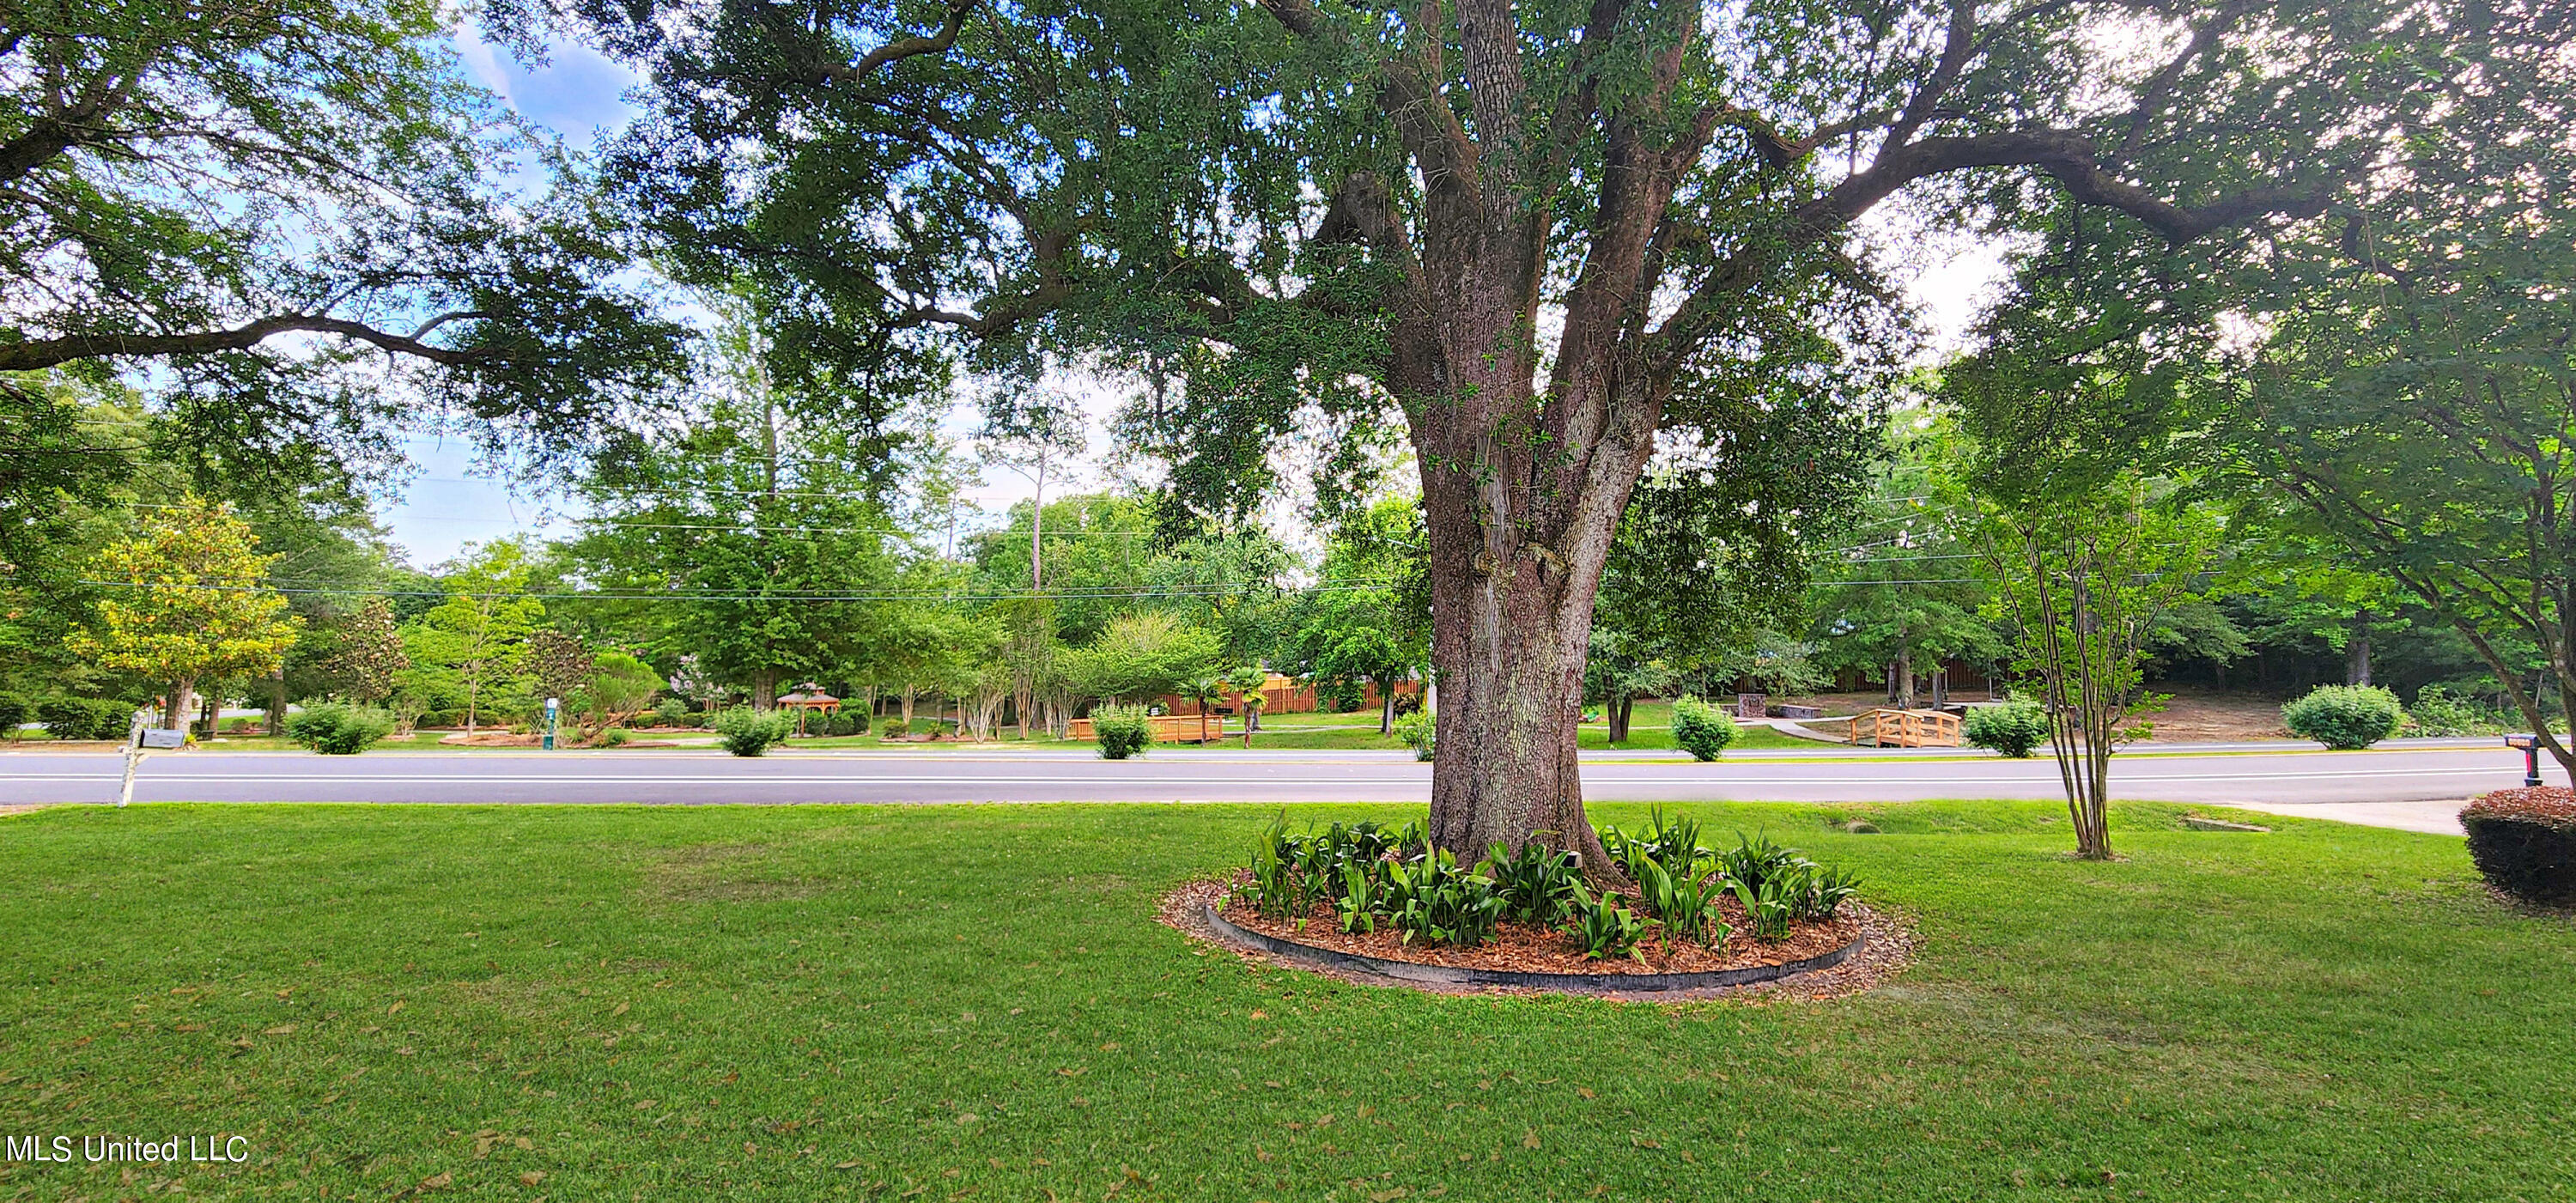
<box><xmin>0</xmin><ymin>800</ymin><xmax>2569</xmax><ymax>1200</ymax></box>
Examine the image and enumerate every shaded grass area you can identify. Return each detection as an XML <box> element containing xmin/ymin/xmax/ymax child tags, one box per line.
<box><xmin>2</xmin><ymin>800</ymin><xmax>2571</xmax><ymax>1200</ymax></box>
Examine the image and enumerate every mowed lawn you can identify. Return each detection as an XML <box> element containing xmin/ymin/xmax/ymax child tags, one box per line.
<box><xmin>2</xmin><ymin>800</ymin><xmax>2571</xmax><ymax>1200</ymax></box>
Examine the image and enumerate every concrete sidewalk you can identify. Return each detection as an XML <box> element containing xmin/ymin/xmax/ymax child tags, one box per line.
<box><xmin>2207</xmin><ymin>798</ymin><xmax>2468</xmax><ymax>835</ymax></box>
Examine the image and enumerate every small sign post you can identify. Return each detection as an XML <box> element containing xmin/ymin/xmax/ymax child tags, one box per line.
<box><xmin>2506</xmin><ymin>733</ymin><xmax>2543</xmax><ymax>788</ymax></box>
<box><xmin>544</xmin><ymin>697</ymin><xmax>560</xmax><ymax>750</ymax></box>
<box><xmin>117</xmin><ymin>711</ymin><xmax>148</xmax><ymax>808</ymax></box>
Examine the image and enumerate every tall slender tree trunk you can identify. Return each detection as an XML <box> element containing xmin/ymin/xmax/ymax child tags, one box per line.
<box><xmin>1378</xmin><ymin>683</ymin><xmax>1395</xmax><ymax>736</ymax></box>
<box><xmin>2347</xmin><ymin>614</ymin><xmax>2373</xmax><ymax>686</ymax></box>
<box><xmin>900</xmin><ymin>686</ymin><xmax>915</xmax><ymax>726</ymax></box>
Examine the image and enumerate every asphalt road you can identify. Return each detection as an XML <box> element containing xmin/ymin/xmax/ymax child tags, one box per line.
<box><xmin>0</xmin><ymin>742</ymin><xmax>2543</xmax><ymax>811</ymax></box>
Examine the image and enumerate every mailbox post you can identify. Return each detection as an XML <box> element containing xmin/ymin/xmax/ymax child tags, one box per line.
<box><xmin>2506</xmin><ymin>733</ymin><xmax>2543</xmax><ymax>788</ymax></box>
<box><xmin>544</xmin><ymin>697</ymin><xmax>560</xmax><ymax>750</ymax></box>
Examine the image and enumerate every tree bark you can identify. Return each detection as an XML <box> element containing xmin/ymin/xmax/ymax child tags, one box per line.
<box><xmin>2347</xmin><ymin>614</ymin><xmax>2372</xmax><ymax>686</ymax></box>
<box><xmin>166</xmin><ymin>677</ymin><xmax>196</xmax><ymax>732</ymax></box>
<box><xmin>752</xmin><ymin>669</ymin><xmax>781</xmax><ymax>711</ymax></box>
<box><xmin>1894</xmin><ymin>645</ymin><xmax>1916</xmax><ymax>708</ymax></box>
<box><xmin>1607</xmin><ymin>695</ymin><xmax>1633</xmax><ymax>744</ymax></box>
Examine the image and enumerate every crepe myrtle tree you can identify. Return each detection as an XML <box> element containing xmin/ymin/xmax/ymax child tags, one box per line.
<box><xmin>571</xmin><ymin>0</ymin><xmax>2477</xmax><ymax>860</ymax></box>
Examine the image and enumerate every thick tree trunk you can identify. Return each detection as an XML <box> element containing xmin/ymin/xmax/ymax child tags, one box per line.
<box><xmin>166</xmin><ymin>677</ymin><xmax>196</xmax><ymax>732</ymax></box>
<box><xmin>2347</xmin><ymin>615</ymin><xmax>2372</xmax><ymax>686</ymax></box>
<box><xmin>752</xmin><ymin>669</ymin><xmax>780</xmax><ymax>711</ymax></box>
<box><xmin>1894</xmin><ymin>645</ymin><xmax>1916</xmax><ymax>708</ymax></box>
<box><xmin>1607</xmin><ymin>695</ymin><xmax>1633</xmax><ymax>744</ymax></box>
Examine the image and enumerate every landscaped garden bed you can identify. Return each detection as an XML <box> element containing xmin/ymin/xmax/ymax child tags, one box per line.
<box><xmin>1200</xmin><ymin>811</ymin><xmax>1867</xmax><ymax>990</ymax></box>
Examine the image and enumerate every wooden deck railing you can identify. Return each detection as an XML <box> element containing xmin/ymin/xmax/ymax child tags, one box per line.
<box><xmin>1849</xmin><ymin>708</ymin><xmax>1962</xmax><ymax>748</ymax></box>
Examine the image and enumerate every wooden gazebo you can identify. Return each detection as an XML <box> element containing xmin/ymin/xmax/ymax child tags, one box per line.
<box><xmin>775</xmin><ymin>684</ymin><xmax>841</xmax><ymax>736</ymax></box>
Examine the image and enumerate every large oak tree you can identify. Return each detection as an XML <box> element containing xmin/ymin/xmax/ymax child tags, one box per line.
<box><xmin>566</xmin><ymin>0</ymin><xmax>2504</xmax><ymax>860</ymax></box>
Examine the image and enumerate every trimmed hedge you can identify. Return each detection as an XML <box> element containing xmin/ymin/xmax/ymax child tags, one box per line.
<box><xmin>2282</xmin><ymin>684</ymin><xmax>2405</xmax><ymax>750</ymax></box>
<box><xmin>2462</xmin><ymin>787</ymin><xmax>2576</xmax><ymax>904</ymax></box>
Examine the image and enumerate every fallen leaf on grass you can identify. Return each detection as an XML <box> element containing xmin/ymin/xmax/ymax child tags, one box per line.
<box><xmin>416</xmin><ymin>1171</ymin><xmax>452</xmax><ymax>1190</ymax></box>
<box><xmin>611</xmin><ymin>1002</ymin><xmax>629</xmax><ymax>1018</ymax></box>
<box><xmin>264</xmin><ymin>1024</ymin><xmax>296</xmax><ymax>1036</ymax></box>
<box><xmin>1521</xmin><ymin>1129</ymin><xmax>1540</xmax><ymax>1150</ymax></box>
<box><xmin>519</xmin><ymin>1171</ymin><xmax>545</xmax><ymax>1186</ymax></box>
<box><xmin>1575</xmin><ymin>1087</ymin><xmax>1594</xmax><ymax>1100</ymax></box>
<box><xmin>834</xmin><ymin>1160</ymin><xmax>862</xmax><ymax>1170</ymax></box>
<box><xmin>634</xmin><ymin>1100</ymin><xmax>657</xmax><ymax>1110</ymax></box>
<box><xmin>387</xmin><ymin>1000</ymin><xmax>406</xmax><ymax>1015</ymax></box>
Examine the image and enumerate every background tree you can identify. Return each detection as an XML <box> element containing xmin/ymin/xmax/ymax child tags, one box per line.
<box><xmin>525</xmin><ymin>629</ymin><xmax>597</xmax><ymax>708</ymax></box>
<box><xmin>1060</xmin><ymin>612</ymin><xmax>1222</xmax><ymax>706</ymax></box>
<box><xmin>569</xmin><ymin>294</ymin><xmax>908</xmax><ymax>709</ymax></box>
<box><xmin>409</xmin><ymin>541</ymin><xmax>544</xmax><ymax>737</ymax></box>
<box><xmin>320</xmin><ymin>599</ymin><xmax>410</xmax><ymax>704</ymax></box>
<box><xmin>66</xmin><ymin>497</ymin><xmax>300</xmax><ymax>730</ymax></box>
<box><xmin>1279</xmin><ymin>501</ymin><xmax>1430</xmax><ymax>735</ymax></box>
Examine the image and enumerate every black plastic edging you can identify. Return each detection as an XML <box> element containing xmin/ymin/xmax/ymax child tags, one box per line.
<box><xmin>1204</xmin><ymin>904</ymin><xmax>1862</xmax><ymax>994</ymax></box>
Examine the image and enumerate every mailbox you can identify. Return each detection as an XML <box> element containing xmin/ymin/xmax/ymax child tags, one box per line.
<box><xmin>2506</xmin><ymin>733</ymin><xmax>2543</xmax><ymax>787</ymax></box>
<box><xmin>139</xmin><ymin>728</ymin><xmax>187</xmax><ymax>750</ymax></box>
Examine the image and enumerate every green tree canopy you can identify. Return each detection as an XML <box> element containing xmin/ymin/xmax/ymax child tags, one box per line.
<box><xmin>66</xmin><ymin>495</ymin><xmax>300</xmax><ymax>728</ymax></box>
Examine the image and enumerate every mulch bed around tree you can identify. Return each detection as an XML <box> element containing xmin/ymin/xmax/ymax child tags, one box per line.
<box><xmin>1160</xmin><ymin>876</ymin><xmax>1915</xmax><ymax>1003</ymax></box>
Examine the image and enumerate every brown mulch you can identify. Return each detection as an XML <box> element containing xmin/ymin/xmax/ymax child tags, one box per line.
<box><xmin>1158</xmin><ymin>877</ymin><xmax>1915</xmax><ymax>1003</ymax></box>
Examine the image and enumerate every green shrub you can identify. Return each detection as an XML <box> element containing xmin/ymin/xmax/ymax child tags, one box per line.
<box><xmin>39</xmin><ymin>697</ymin><xmax>131</xmax><ymax>740</ymax></box>
<box><xmin>1092</xmin><ymin>706</ymin><xmax>1151</xmax><ymax>759</ymax></box>
<box><xmin>0</xmin><ymin>695</ymin><xmax>27</xmax><ymax>741</ymax></box>
<box><xmin>283</xmin><ymin>703</ymin><xmax>396</xmax><ymax>755</ymax></box>
<box><xmin>1479</xmin><ymin>841</ymin><xmax>1581</xmax><ymax>926</ymax></box>
<box><xmin>1963</xmin><ymin>700</ymin><xmax>2050</xmax><ymax>757</ymax></box>
<box><xmin>1670</xmin><ymin>696</ymin><xmax>1739</xmax><ymax>761</ymax></box>
<box><xmin>1728</xmin><ymin>873</ymin><xmax>1799</xmax><ymax>941</ymax></box>
<box><xmin>1382</xmin><ymin>848</ymin><xmax>1507</xmax><ymax>947</ymax></box>
<box><xmin>593</xmin><ymin>726</ymin><xmax>631</xmax><ymax>747</ymax></box>
<box><xmin>1566</xmin><ymin>885</ymin><xmax>1649</xmax><ymax>963</ymax></box>
<box><xmin>1631</xmin><ymin>856</ymin><xmax>1730</xmax><ymax>948</ymax></box>
<box><xmin>711</xmin><ymin>708</ymin><xmax>795</xmax><ymax>756</ymax></box>
<box><xmin>2408</xmin><ymin>684</ymin><xmax>2506</xmax><ymax>737</ymax></box>
<box><xmin>879</xmin><ymin>715</ymin><xmax>910</xmax><ymax>738</ymax></box>
<box><xmin>1393</xmin><ymin>709</ymin><xmax>1435</xmax><ymax>761</ymax></box>
<box><xmin>2462</xmin><ymin>788</ymin><xmax>2576</xmax><ymax>904</ymax></box>
<box><xmin>2282</xmin><ymin>684</ymin><xmax>2406</xmax><ymax>750</ymax></box>
<box><xmin>651</xmin><ymin>699</ymin><xmax>694</xmax><ymax>728</ymax></box>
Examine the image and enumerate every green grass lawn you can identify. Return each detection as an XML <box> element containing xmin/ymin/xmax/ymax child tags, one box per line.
<box><xmin>3</xmin><ymin>799</ymin><xmax>2568</xmax><ymax>1200</ymax></box>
